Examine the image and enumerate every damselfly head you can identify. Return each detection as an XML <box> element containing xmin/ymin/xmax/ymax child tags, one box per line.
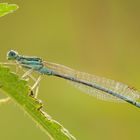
<box><xmin>7</xmin><ymin>50</ymin><xmax>18</xmax><ymax>60</ymax></box>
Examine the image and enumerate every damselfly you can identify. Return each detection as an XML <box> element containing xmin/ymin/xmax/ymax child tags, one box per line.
<box><xmin>4</xmin><ymin>50</ymin><xmax>140</xmax><ymax>108</ymax></box>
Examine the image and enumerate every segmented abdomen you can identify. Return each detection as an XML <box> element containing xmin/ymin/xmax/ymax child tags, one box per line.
<box><xmin>44</xmin><ymin>61</ymin><xmax>140</xmax><ymax>102</ymax></box>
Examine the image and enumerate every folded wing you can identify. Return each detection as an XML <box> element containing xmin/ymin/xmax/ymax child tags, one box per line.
<box><xmin>44</xmin><ymin>61</ymin><xmax>140</xmax><ymax>103</ymax></box>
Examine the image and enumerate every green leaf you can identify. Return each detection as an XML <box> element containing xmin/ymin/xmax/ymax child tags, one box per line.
<box><xmin>0</xmin><ymin>65</ymin><xmax>76</xmax><ymax>140</ymax></box>
<box><xmin>0</xmin><ymin>3</ymin><xmax>18</xmax><ymax>17</ymax></box>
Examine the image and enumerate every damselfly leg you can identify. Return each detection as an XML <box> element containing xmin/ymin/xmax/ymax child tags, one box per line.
<box><xmin>31</xmin><ymin>75</ymin><xmax>41</xmax><ymax>98</ymax></box>
<box><xmin>0</xmin><ymin>97</ymin><xmax>10</xmax><ymax>104</ymax></box>
<box><xmin>21</xmin><ymin>68</ymin><xmax>42</xmax><ymax>98</ymax></box>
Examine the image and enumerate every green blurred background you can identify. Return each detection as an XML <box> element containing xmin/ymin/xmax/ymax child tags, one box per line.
<box><xmin>0</xmin><ymin>0</ymin><xmax>140</xmax><ymax>140</ymax></box>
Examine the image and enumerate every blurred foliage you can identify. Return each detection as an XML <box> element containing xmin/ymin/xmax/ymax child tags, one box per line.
<box><xmin>0</xmin><ymin>3</ymin><xmax>18</xmax><ymax>17</ymax></box>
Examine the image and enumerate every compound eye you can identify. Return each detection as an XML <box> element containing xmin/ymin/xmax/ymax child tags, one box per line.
<box><xmin>10</xmin><ymin>51</ymin><xmax>16</xmax><ymax>56</ymax></box>
<box><xmin>7</xmin><ymin>50</ymin><xmax>18</xmax><ymax>60</ymax></box>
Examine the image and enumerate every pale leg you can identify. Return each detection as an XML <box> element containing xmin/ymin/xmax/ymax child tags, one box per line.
<box><xmin>22</xmin><ymin>69</ymin><xmax>34</xmax><ymax>79</ymax></box>
<box><xmin>0</xmin><ymin>62</ymin><xmax>16</xmax><ymax>65</ymax></box>
<box><xmin>17</xmin><ymin>66</ymin><xmax>36</xmax><ymax>82</ymax></box>
<box><xmin>0</xmin><ymin>62</ymin><xmax>20</xmax><ymax>74</ymax></box>
<box><xmin>0</xmin><ymin>97</ymin><xmax>11</xmax><ymax>104</ymax></box>
<box><xmin>31</xmin><ymin>76</ymin><xmax>42</xmax><ymax>98</ymax></box>
<box><xmin>20</xmin><ymin>68</ymin><xmax>41</xmax><ymax>98</ymax></box>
